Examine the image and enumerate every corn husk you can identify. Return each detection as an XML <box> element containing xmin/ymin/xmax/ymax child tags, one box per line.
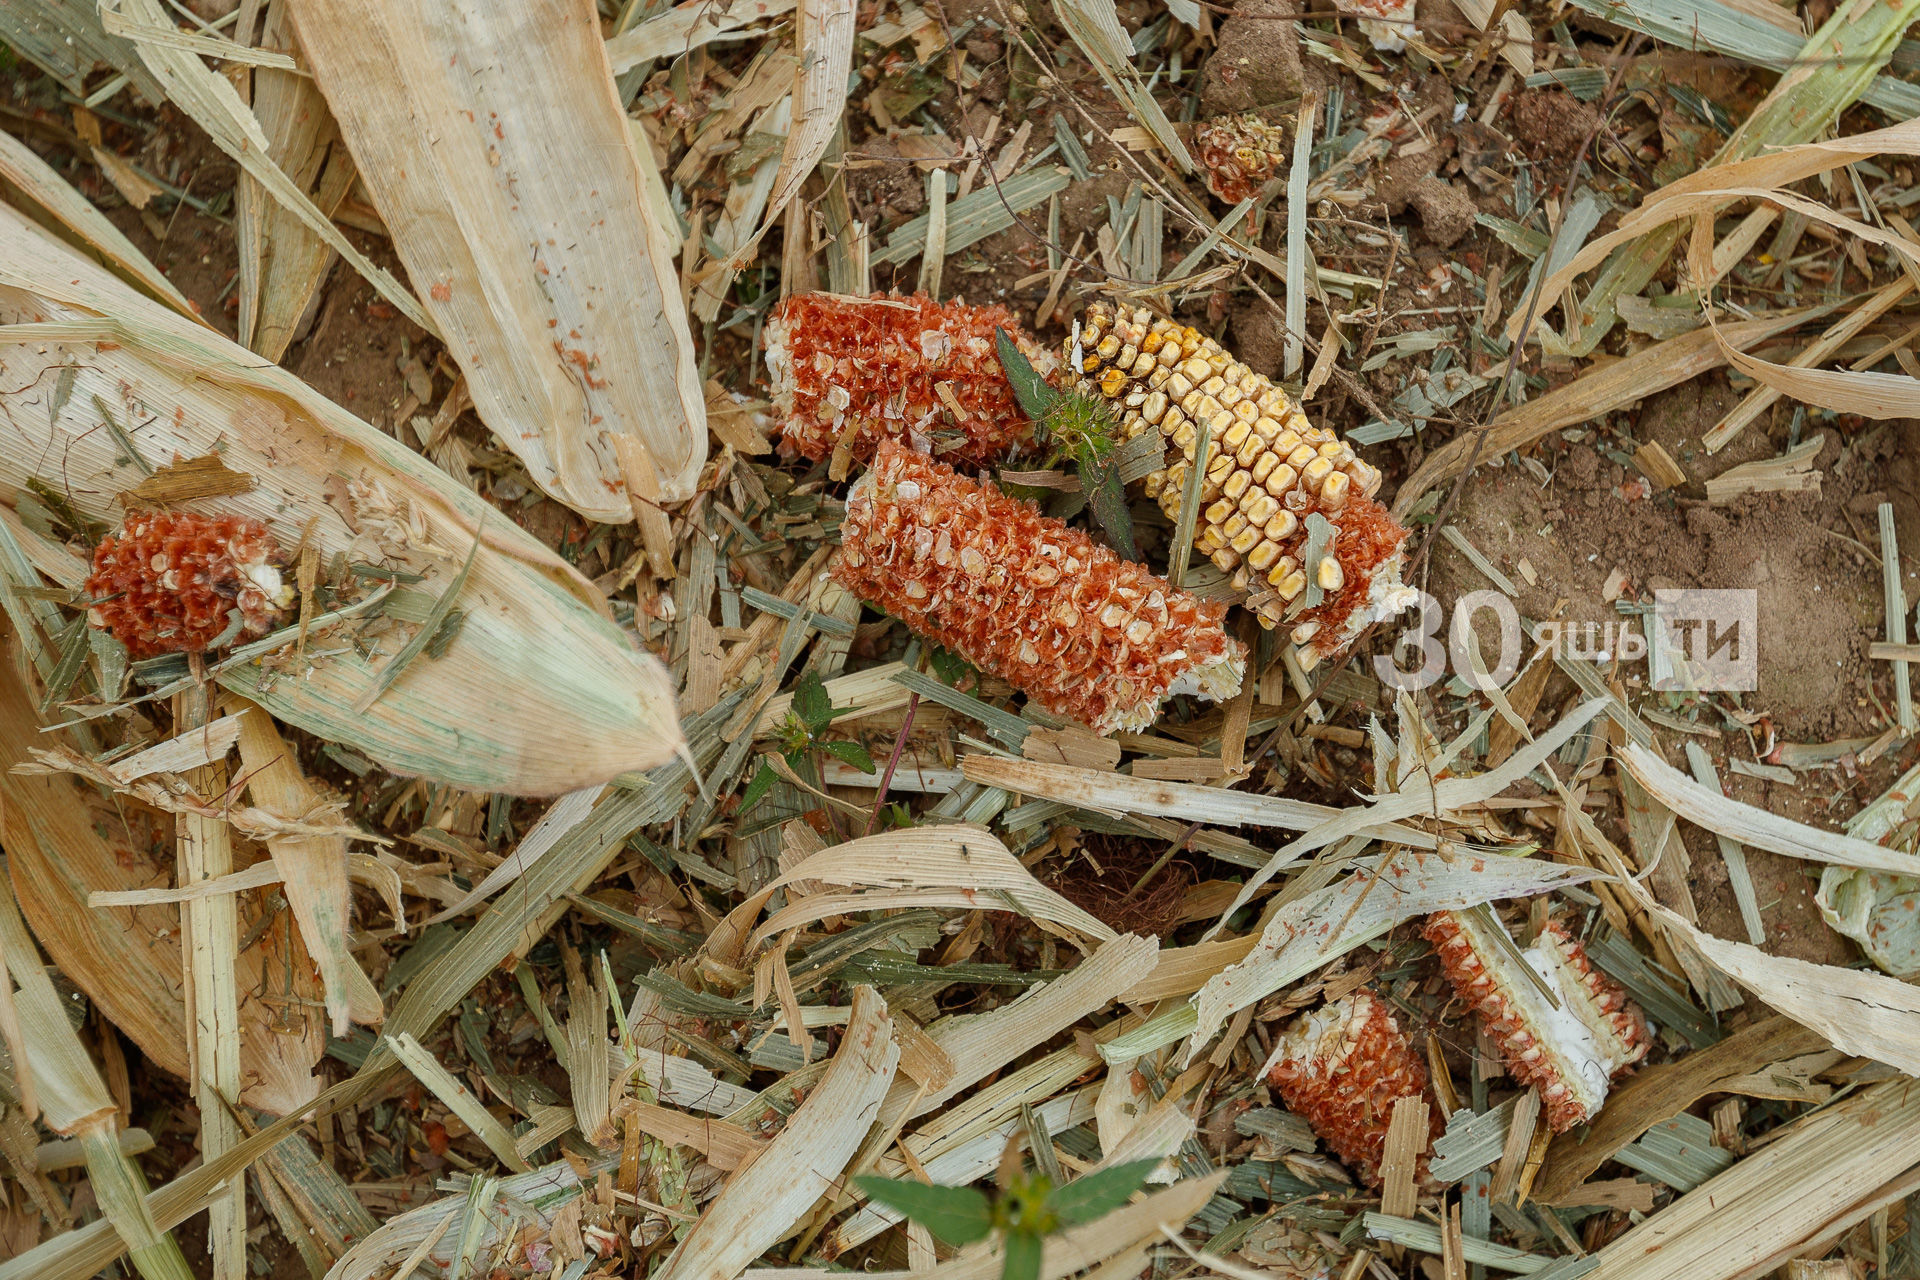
<box><xmin>314</xmin><ymin>1154</ymin><xmax>606</xmax><ymax>1280</ymax></box>
<box><xmin>234</xmin><ymin>0</ymin><xmax>356</xmax><ymax>362</ymax></box>
<box><xmin>658</xmin><ymin>987</ymin><xmax>898</xmax><ymax>1280</ymax></box>
<box><xmin>0</xmin><ymin>130</ymin><xmax>192</xmax><ymax>317</ymax></box>
<box><xmin>0</xmin><ymin>199</ymin><xmax>681</xmax><ymax>795</ymax></box>
<box><xmin>1584</xmin><ymin>1078</ymin><xmax>1920</xmax><ymax>1280</ymax></box>
<box><xmin>749</xmin><ymin>825</ymin><xmax>1115</xmax><ymax>948</ymax></box>
<box><xmin>103</xmin><ymin>0</ymin><xmax>430</xmax><ymax>333</ymax></box>
<box><xmin>289</xmin><ymin>0</ymin><xmax>707</xmax><ymax>517</ymax></box>
<box><xmin>0</xmin><ymin>857</ymin><xmax>192</xmax><ymax>1280</ymax></box>
<box><xmin>222</xmin><ymin>694</ymin><xmax>381</xmax><ymax>1037</ymax></box>
<box><xmin>0</xmin><ymin>652</ymin><xmax>323</xmax><ymax>1115</ymax></box>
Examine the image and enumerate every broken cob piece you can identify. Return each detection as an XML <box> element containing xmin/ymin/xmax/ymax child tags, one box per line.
<box><xmin>1194</xmin><ymin>114</ymin><xmax>1290</xmax><ymax>204</ymax></box>
<box><xmin>1068</xmin><ymin>301</ymin><xmax>1418</xmax><ymax>669</ymax></box>
<box><xmin>1424</xmin><ymin>910</ymin><xmax>1652</xmax><ymax>1132</ymax></box>
<box><xmin>1261</xmin><ymin>988</ymin><xmax>1441</xmax><ymax>1187</ymax></box>
<box><xmin>765</xmin><ymin>291</ymin><xmax>1059</xmax><ymax>468</ymax></box>
<box><xmin>85</xmin><ymin>511</ymin><xmax>294</xmax><ymax>660</ymax></box>
<box><xmin>831</xmin><ymin>439</ymin><xmax>1245</xmax><ymax>734</ymax></box>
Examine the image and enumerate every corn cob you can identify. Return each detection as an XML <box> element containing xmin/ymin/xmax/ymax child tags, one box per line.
<box><xmin>766</xmin><ymin>291</ymin><xmax>1058</xmax><ymax>468</ymax></box>
<box><xmin>1068</xmin><ymin>301</ymin><xmax>1417</xmax><ymax>669</ymax></box>
<box><xmin>831</xmin><ymin>439</ymin><xmax>1245</xmax><ymax>734</ymax></box>
<box><xmin>1194</xmin><ymin>114</ymin><xmax>1290</xmax><ymax>204</ymax></box>
<box><xmin>1424</xmin><ymin>911</ymin><xmax>1652</xmax><ymax>1132</ymax></box>
<box><xmin>86</xmin><ymin>511</ymin><xmax>294</xmax><ymax>660</ymax></box>
<box><xmin>1261</xmin><ymin>988</ymin><xmax>1442</xmax><ymax>1187</ymax></box>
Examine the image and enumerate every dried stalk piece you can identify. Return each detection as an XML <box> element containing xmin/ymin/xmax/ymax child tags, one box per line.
<box><xmin>1194</xmin><ymin>114</ymin><xmax>1290</xmax><ymax>204</ymax></box>
<box><xmin>1261</xmin><ymin>988</ymin><xmax>1440</xmax><ymax>1187</ymax></box>
<box><xmin>1070</xmin><ymin>301</ymin><xmax>1417</xmax><ymax>668</ymax></box>
<box><xmin>831</xmin><ymin>440</ymin><xmax>1245</xmax><ymax>734</ymax></box>
<box><xmin>85</xmin><ymin>512</ymin><xmax>293</xmax><ymax>659</ymax></box>
<box><xmin>766</xmin><ymin>291</ymin><xmax>1058</xmax><ymax>467</ymax></box>
<box><xmin>1425</xmin><ymin>911</ymin><xmax>1652</xmax><ymax>1132</ymax></box>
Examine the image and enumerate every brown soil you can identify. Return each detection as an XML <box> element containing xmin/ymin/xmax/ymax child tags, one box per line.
<box><xmin>1424</xmin><ymin>379</ymin><xmax>1916</xmax><ymax>963</ymax></box>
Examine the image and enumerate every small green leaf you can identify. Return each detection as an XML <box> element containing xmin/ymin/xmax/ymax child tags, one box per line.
<box><xmin>1045</xmin><ymin>1160</ymin><xmax>1163</xmax><ymax>1226</ymax></box>
<box><xmin>996</xmin><ymin>328</ymin><xmax>1059</xmax><ymax>422</ymax></box>
<box><xmin>823</xmin><ymin>739</ymin><xmax>876</xmax><ymax>774</ymax></box>
<box><xmin>791</xmin><ymin>670</ymin><xmax>834</xmax><ymax>732</ymax></box>
<box><xmin>1080</xmin><ymin>453</ymin><xmax>1138</xmax><ymax>562</ymax></box>
<box><xmin>855</xmin><ymin>1176</ymin><xmax>995</xmax><ymax>1245</ymax></box>
<box><xmin>739</xmin><ymin>761</ymin><xmax>780</xmax><ymax>813</ymax></box>
<box><xmin>929</xmin><ymin>646</ymin><xmax>970</xmax><ymax>686</ymax></box>
<box><xmin>1001</xmin><ymin>1228</ymin><xmax>1043</xmax><ymax>1280</ymax></box>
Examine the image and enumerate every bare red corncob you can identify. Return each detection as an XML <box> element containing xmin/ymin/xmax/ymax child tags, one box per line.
<box><xmin>1262</xmin><ymin>988</ymin><xmax>1441</xmax><ymax>1187</ymax></box>
<box><xmin>764</xmin><ymin>291</ymin><xmax>1058</xmax><ymax>468</ymax></box>
<box><xmin>1424</xmin><ymin>911</ymin><xmax>1651</xmax><ymax>1132</ymax></box>
<box><xmin>831</xmin><ymin>439</ymin><xmax>1245</xmax><ymax>735</ymax></box>
<box><xmin>85</xmin><ymin>511</ymin><xmax>293</xmax><ymax>660</ymax></box>
<box><xmin>1195</xmin><ymin>114</ymin><xmax>1289</xmax><ymax>204</ymax></box>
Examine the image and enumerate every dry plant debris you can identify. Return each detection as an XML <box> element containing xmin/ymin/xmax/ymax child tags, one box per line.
<box><xmin>10</xmin><ymin>0</ymin><xmax>1920</xmax><ymax>1278</ymax></box>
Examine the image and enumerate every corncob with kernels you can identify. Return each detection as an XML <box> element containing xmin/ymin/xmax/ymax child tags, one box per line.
<box><xmin>765</xmin><ymin>291</ymin><xmax>1058</xmax><ymax>467</ymax></box>
<box><xmin>1424</xmin><ymin>911</ymin><xmax>1651</xmax><ymax>1132</ymax></box>
<box><xmin>1068</xmin><ymin>301</ymin><xmax>1417</xmax><ymax>669</ymax></box>
<box><xmin>1195</xmin><ymin>114</ymin><xmax>1290</xmax><ymax>204</ymax></box>
<box><xmin>1262</xmin><ymin>988</ymin><xmax>1442</xmax><ymax>1187</ymax></box>
<box><xmin>832</xmin><ymin>439</ymin><xmax>1245</xmax><ymax>734</ymax></box>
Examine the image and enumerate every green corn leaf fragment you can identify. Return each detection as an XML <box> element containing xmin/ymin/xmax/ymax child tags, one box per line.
<box><xmin>854</xmin><ymin>1176</ymin><xmax>995</xmax><ymax>1245</ymax></box>
<box><xmin>996</xmin><ymin>327</ymin><xmax>1059</xmax><ymax>422</ymax></box>
<box><xmin>1046</xmin><ymin>1159</ymin><xmax>1164</xmax><ymax>1226</ymax></box>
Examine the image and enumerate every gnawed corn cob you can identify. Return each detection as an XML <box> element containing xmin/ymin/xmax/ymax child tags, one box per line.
<box><xmin>832</xmin><ymin>439</ymin><xmax>1245</xmax><ymax>734</ymax></box>
<box><xmin>1261</xmin><ymin>988</ymin><xmax>1441</xmax><ymax>1187</ymax></box>
<box><xmin>1195</xmin><ymin>114</ymin><xmax>1290</xmax><ymax>204</ymax></box>
<box><xmin>1069</xmin><ymin>301</ymin><xmax>1418</xmax><ymax>668</ymax></box>
<box><xmin>767</xmin><ymin>291</ymin><xmax>1058</xmax><ymax>467</ymax></box>
<box><xmin>1424</xmin><ymin>911</ymin><xmax>1652</xmax><ymax>1132</ymax></box>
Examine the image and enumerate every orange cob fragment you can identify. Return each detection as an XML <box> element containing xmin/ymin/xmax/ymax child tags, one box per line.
<box><xmin>1262</xmin><ymin>988</ymin><xmax>1441</xmax><ymax>1187</ymax></box>
<box><xmin>1195</xmin><ymin>114</ymin><xmax>1290</xmax><ymax>204</ymax></box>
<box><xmin>765</xmin><ymin>291</ymin><xmax>1057</xmax><ymax>467</ymax></box>
<box><xmin>831</xmin><ymin>439</ymin><xmax>1245</xmax><ymax>734</ymax></box>
<box><xmin>1424</xmin><ymin>911</ymin><xmax>1651</xmax><ymax>1132</ymax></box>
<box><xmin>86</xmin><ymin>510</ymin><xmax>294</xmax><ymax>660</ymax></box>
<box><xmin>1068</xmin><ymin>301</ymin><xmax>1417</xmax><ymax>669</ymax></box>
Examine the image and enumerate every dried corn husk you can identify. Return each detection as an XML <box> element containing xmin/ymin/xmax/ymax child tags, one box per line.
<box><xmin>0</xmin><ymin>129</ymin><xmax>193</xmax><ymax>317</ymax></box>
<box><xmin>749</xmin><ymin>825</ymin><xmax>1115</xmax><ymax>948</ymax></box>
<box><xmin>0</xmin><ymin>652</ymin><xmax>324</xmax><ymax>1116</ymax></box>
<box><xmin>657</xmin><ymin>987</ymin><xmax>898</xmax><ymax>1280</ymax></box>
<box><xmin>0</xmin><ymin>857</ymin><xmax>193</xmax><ymax>1280</ymax></box>
<box><xmin>223</xmin><ymin>694</ymin><xmax>382</xmax><ymax>1037</ymax></box>
<box><xmin>0</xmin><ymin>200</ymin><xmax>681</xmax><ymax>795</ymax></box>
<box><xmin>1584</xmin><ymin>1078</ymin><xmax>1920</xmax><ymax>1280</ymax></box>
<box><xmin>318</xmin><ymin>1154</ymin><xmax>607</xmax><ymax>1280</ymax></box>
<box><xmin>235</xmin><ymin>0</ymin><xmax>356</xmax><ymax>362</ymax></box>
<box><xmin>289</xmin><ymin>0</ymin><xmax>707</xmax><ymax>518</ymax></box>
